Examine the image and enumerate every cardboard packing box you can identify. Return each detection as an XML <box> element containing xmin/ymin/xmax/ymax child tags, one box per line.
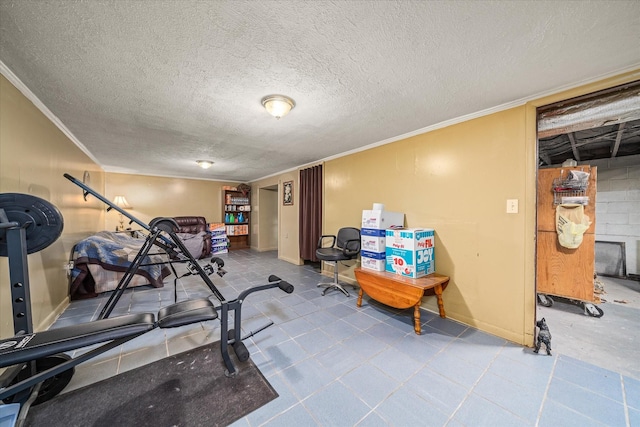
<box><xmin>385</xmin><ymin>228</ymin><xmax>435</xmax><ymax>278</ymax></box>
<box><xmin>361</xmin><ymin>210</ymin><xmax>404</xmax><ymax>230</ymax></box>
<box><xmin>361</xmin><ymin>256</ymin><xmax>386</xmax><ymax>272</ymax></box>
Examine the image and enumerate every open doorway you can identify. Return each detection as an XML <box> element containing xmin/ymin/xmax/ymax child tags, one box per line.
<box><xmin>535</xmin><ymin>80</ymin><xmax>640</xmax><ymax>379</ymax></box>
<box><xmin>257</xmin><ymin>185</ymin><xmax>278</xmax><ymax>252</ymax></box>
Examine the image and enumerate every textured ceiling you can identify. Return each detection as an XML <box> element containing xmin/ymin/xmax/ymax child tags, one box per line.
<box><xmin>1</xmin><ymin>1</ymin><xmax>639</xmax><ymax>182</ymax></box>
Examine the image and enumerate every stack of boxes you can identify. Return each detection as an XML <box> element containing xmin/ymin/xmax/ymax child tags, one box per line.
<box><xmin>226</xmin><ymin>224</ymin><xmax>249</xmax><ymax>237</ymax></box>
<box><xmin>385</xmin><ymin>228</ymin><xmax>435</xmax><ymax>278</ymax></box>
<box><xmin>360</xmin><ymin>209</ymin><xmax>404</xmax><ymax>271</ymax></box>
<box><xmin>209</xmin><ymin>222</ymin><xmax>228</xmax><ymax>255</ymax></box>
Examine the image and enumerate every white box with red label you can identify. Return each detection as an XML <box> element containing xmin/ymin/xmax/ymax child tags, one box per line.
<box><xmin>361</xmin><ymin>229</ymin><xmax>387</xmax><ymax>252</ymax></box>
<box><xmin>385</xmin><ymin>228</ymin><xmax>435</xmax><ymax>278</ymax></box>
<box><xmin>361</xmin><ymin>210</ymin><xmax>404</xmax><ymax>230</ymax></box>
<box><xmin>360</xmin><ymin>256</ymin><xmax>386</xmax><ymax>272</ymax></box>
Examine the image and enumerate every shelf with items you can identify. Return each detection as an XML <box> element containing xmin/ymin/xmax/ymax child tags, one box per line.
<box><xmin>552</xmin><ymin>168</ymin><xmax>590</xmax><ymax>205</ymax></box>
<box><xmin>222</xmin><ymin>187</ymin><xmax>251</xmax><ymax>250</ymax></box>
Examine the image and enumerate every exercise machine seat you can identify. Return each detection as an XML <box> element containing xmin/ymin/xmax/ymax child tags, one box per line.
<box><xmin>157</xmin><ymin>298</ymin><xmax>218</xmax><ymax>328</ymax></box>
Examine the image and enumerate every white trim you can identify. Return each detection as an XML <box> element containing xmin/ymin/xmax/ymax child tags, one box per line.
<box><xmin>0</xmin><ymin>60</ymin><xmax>102</xmax><ymax>166</ymax></box>
<box><xmin>104</xmin><ymin>169</ymin><xmax>243</xmax><ymax>183</ymax></box>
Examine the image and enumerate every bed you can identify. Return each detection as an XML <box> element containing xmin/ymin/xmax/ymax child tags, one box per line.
<box><xmin>69</xmin><ymin>231</ymin><xmax>172</xmax><ymax>300</ymax></box>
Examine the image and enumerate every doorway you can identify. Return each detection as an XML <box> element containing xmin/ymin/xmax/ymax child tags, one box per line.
<box><xmin>257</xmin><ymin>185</ymin><xmax>278</xmax><ymax>252</ymax></box>
<box><xmin>535</xmin><ymin>80</ymin><xmax>640</xmax><ymax>379</ymax></box>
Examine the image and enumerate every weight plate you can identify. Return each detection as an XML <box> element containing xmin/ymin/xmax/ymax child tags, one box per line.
<box><xmin>0</xmin><ymin>193</ymin><xmax>64</xmax><ymax>256</ymax></box>
<box><xmin>1</xmin><ymin>354</ymin><xmax>75</xmax><ymax>405</ymax></box>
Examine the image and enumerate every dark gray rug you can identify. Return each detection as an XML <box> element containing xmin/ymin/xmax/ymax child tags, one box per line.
<box><xmin>26</xmin><ymin>342</ymin><xmax>278</xmax><ymax>427</ymax></box>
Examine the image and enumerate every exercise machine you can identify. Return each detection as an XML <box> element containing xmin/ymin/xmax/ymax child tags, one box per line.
<box><xmin>0</xmin><ymin>189</ymin><xmax>293</xmax><ymax>423</ymax></box>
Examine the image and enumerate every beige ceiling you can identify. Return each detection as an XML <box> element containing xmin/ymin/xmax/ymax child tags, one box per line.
<box><xmin>1</xmin><ymin>1</ymin><xmax>639</xmax><ymax>182</ymax></box>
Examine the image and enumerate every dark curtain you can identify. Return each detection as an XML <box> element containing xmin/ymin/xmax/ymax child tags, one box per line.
<box><xmin>299</xmin><ymin>165</ymin><xmax>322</xmax><ymax>261</ymax></box>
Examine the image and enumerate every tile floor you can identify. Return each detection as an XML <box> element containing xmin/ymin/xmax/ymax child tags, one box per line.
<box><xmin>537</xmin><ymin>276</ymin><xmax>640</xmax><ymax>381</ymax></box>
<box><xmin>53</xmin><ymin>250</ymin><xmax>640</xmax><ymax>426</ymax></box>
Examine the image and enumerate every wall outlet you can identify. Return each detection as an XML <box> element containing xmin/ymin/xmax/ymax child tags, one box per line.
<box><xmin>506</xmin><ymin>199</ymin><xmax>519</xmax><ymax>214</ymax></box>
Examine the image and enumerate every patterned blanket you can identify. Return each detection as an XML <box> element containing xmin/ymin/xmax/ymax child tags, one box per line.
<box><xmin>70</xmin><ymin>231</ymin><xmax>171</xmax><ymax>300</ymax></box>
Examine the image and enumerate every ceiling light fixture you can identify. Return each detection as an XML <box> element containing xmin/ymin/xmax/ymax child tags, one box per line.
<box><xmin>196</xmin><ymin>160</ymin><xmax>214</xmax><ymax>169</ymax></box>
<box><xmin>261</xmin><ymin>95</ymin><xmax>295</xmax><ymax>119</ymax></box>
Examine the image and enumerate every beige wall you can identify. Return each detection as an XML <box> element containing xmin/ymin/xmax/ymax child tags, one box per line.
<box><xmin>1</xmin><ymin>75</ymin><xmax>104</xmax><ymax>338</ymax></box>
<box><xmin>324</xmin><ymin>107</ymin><xmax>532</xmax><ymax>343</ymax></box>
<box><xmin>104</xmin><ymin>173</ymin><xmax>235</xmax><ymax>232</ymax></box>
<box><xmin>319</xmin><ymin>69</ymin><xmax>640</xmax><ymax>346</ymax></box>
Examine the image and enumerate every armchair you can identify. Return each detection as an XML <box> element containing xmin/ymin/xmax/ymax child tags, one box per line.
<box><xmin>172</xmin><ymin>216</ymin><xmax>211</xmax><ymax>259</ymax></box>
<box><xmin>316</xmin><ymin>227</ymin><xmax>361</xmax><ymax>296</ymax></box>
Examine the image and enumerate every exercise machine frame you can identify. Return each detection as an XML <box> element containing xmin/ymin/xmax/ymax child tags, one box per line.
<box><xmin>0</xmin><ymin>186</ymin><xmax>294</xmax><ymax>422</ymax></box>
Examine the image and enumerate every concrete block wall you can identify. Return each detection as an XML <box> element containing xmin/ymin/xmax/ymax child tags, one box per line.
<box><xmin>590</xmin><ymin>155</ymin><xmax>640</xmax><ymax>276</ymax></box>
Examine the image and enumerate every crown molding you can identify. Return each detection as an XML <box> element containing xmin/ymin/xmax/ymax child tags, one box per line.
<box><xmin>0</xmin><ymin>60</ymin><xmax>102</xmax><ymax>166</ymax></box>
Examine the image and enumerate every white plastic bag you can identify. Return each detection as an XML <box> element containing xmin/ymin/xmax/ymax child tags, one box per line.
<box><xmin>556</xmin><ymin>204</ymin><xmax>591</xmax><ymax>249</ymax></box>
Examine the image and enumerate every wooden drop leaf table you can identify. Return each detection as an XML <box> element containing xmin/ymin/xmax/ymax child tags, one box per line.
<box><xmin>354</xmin><ymin>267</ymin><xmax>450</xmax><ymax>335</ymax></box>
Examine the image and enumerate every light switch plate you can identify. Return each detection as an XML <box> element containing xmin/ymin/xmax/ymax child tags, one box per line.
<box><xmin>506</xmin><ymin>199</ymin><xmax>519</xmax><ymax>214</ymax></box>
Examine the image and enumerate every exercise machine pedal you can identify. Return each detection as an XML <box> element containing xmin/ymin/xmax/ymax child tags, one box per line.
<box><xmin>225</xmin><ymin>329</ymin><xmax>249</xmax><ymax>362</ymax></box>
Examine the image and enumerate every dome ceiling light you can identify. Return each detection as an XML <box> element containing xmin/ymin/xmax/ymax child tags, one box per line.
<box><xmin>261</xmin><ymin>95</ymin><xmax>295</xmax><ymax>119</ymax></box>
<box><xmin>196</xmin><ymin>160</ymin><xmax>214</xmax><ymax>169</ymax></box>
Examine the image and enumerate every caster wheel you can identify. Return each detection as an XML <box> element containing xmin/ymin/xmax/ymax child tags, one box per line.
<box><xmin>537</xmin><ymin>294</ymin><xmax>554</xmax><ymax>307</ymax></box>
<box><xmin>583</xmin><ymin>303</ymin><xmax>604</xmax><ymax>318</ymax></box>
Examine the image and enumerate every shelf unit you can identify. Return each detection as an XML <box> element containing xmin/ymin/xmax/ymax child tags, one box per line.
<box><xmin>223</xmin><ymin>188</ymin><xmax>251</xmax><ymax>250</ymax></box>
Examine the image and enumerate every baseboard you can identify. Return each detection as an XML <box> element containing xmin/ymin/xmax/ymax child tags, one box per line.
<box><xmin>278</xmin><ymin>255</ymin><xmax>303</xmax><ymax>266</ymax></box>
<box><xmin>38</xmin><ymin>295</ymin><xmax>70</xmax><ymax>332</ymax></box>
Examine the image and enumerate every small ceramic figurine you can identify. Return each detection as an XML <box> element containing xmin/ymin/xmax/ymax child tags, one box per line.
<box><xmin>534</xmin><ymin>318</ymin><xmax>552</xmax><ymax>356</ymax></box>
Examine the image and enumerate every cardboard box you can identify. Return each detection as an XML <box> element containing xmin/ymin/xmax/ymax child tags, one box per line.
<box><xmin>225</xmin><ymin>225</ymin><xmax>248</xmax><ymax>236</ymax></box>
<box><xmin>209</xmin><ymin>222</ymin><xmax>226</xmax><ymax>235</ymax></box>
<box><xmin>361</xmin><ymin>210</ymin><xmax>404</xmax><ymax>230</ymax></box>
<box><xmin>361</xmin><ymin>228</ymin><xmax>386</xmax><ymax>237</ymax></box>
<box><xmin>385</xmin><ymin>228</ymin><xmax>435</xmax><ymax>278</ymax></box>
<box><xmin>211</xmin><ymin>237</ymin><xmax>227</xmax><ymax>246</ymax></box>
<box><xmin>361</xmin><ymin>256</ymin><xmax>386</xmax><ymax>272</ymax></box>
<box><xmin>361</xmin><ymin>250</ymin><xmax>386</xmax><ymax>260</ymax></box>
<box><xmin>361</xmin><ymin>235</ymin><xmax>386</xmax><ymax>252</ymax></box>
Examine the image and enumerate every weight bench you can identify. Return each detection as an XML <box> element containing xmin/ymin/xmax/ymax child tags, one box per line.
<box><xmin>0</xmin><ymin>298</ymin><xmax>218</xmax><ymax>404</ymax></box>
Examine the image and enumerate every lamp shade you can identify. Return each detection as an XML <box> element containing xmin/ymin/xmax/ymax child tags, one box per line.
<box><xmin>113</xmin><ymin>195</ymin><xmax>132</xmax><ymax>209</ymax></box>
<box><xmin>261</xmin><ymin>95</ymin><xmax>295</xmax><ymax>119</ymax></box>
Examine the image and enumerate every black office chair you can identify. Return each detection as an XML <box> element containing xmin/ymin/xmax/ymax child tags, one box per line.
<box><xmin>316</xmin><ymin>227</ymin><xmax>361</xmax><ymax>296</ymax></box>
